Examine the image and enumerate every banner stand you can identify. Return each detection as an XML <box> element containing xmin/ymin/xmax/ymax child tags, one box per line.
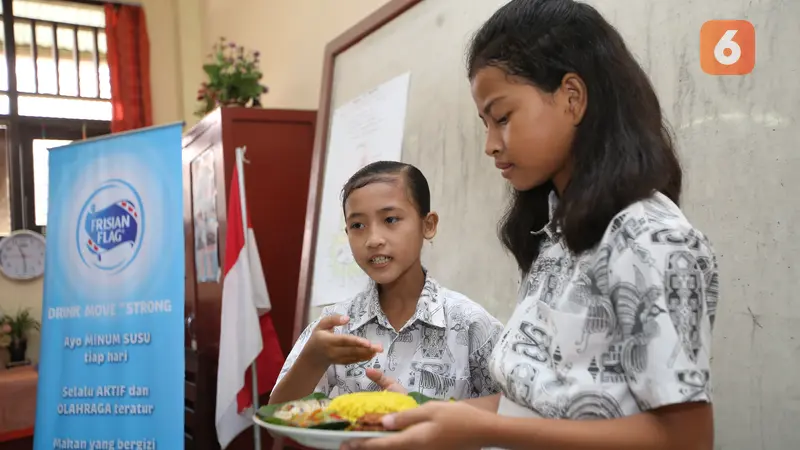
<box><xmin>35</xmin><ymin>122</ymin><xmax>186</xmax><ymax>450</ymax></box>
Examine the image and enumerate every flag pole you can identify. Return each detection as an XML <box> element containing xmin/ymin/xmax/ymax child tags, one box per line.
<box><xmin>235</xmin><ymin>146</ymin><xmax>261</xmax><ymax>450</ymax></box>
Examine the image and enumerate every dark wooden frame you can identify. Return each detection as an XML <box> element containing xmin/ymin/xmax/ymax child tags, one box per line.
<box><xmin>293</xmin><ymin>0</ymin><xmax>425</xmax><ymax>340</ymax></box>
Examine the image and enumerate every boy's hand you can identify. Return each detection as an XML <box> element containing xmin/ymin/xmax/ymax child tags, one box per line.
<box><xmin>365</xmin><ymin>369</ymin><xmax>407</xmax><ymax>394</ymax></box>
<box><xmin>306</xmin><ymin>314</ymin><xmax>383</xmax><ymax>366</ymax></box>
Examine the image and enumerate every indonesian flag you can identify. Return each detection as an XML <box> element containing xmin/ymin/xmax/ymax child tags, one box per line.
<box><xmin>215</xmin><ymin>165</ymin><xmax>286</xmax><ymax>448</ymax></box>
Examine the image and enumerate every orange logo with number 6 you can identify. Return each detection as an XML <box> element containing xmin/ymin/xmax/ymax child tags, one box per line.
<box><xmin>700</xmin><ymin>20</ymin><xmax>755</xmax><ymax>75</ymax></box>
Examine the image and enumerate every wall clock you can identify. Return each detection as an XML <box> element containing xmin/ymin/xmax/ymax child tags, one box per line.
<box><xmin>0</xmin><ymin>230</ymin><xmax>46</xmax><ymax>281</ymax></box>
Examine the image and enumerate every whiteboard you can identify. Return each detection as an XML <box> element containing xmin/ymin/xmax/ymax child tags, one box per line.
<box><xmin>310</xmin><ymin>72</ymin><xmax>411</xmax><ymax>307</ymax></box>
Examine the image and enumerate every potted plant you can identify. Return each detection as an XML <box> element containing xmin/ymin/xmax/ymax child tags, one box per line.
<box><xmin>0</xmin><ymin>321</ymin><xmax>11</xmax><ymax>351</ymax></box>
<box><xmin>195</xmin><ymin>37</ymin><xmax>269</xmax><ymax>117</ymax></box>
<box><xmin>2</xmin><ymin>308</ymin><xmax>40</xmax><ymax>363</ymax></box>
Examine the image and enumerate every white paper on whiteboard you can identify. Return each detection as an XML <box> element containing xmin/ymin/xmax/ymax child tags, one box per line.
<box><xmin>310</xmin><ymin>72</ymin><xmax>411</xmax><ymax>307</ymax></box>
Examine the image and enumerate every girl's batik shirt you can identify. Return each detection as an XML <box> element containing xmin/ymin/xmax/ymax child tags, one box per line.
<box><xmin>490</xmin><ymin>191</ymin><xmax>719</xmax><ymax>419</ymax></box>
<box><xmin>276</xmin><ymin>276</ymin><xmax>504</xmax><ymax>400</ymax></box>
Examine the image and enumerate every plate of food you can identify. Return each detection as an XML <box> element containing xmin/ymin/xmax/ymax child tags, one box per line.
<box><xmin>254</xmin><ymin>391</ymin><xmax>438</xmax><ymax>450</ymax></box>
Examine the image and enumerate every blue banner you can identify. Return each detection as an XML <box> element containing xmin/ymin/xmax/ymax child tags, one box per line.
<box><xmin>35</xmin><ymin>123</ymin><xmax>185</xmax><ymax>450</ymax></box>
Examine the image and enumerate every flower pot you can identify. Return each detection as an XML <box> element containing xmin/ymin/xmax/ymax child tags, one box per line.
<box><xmin>9</xmin><ymin>338</ymin><xmax>27</xmax><ymax>363</ymax></box>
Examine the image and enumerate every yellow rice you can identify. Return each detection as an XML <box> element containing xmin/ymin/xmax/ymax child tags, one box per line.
<box><xmin>327</xmin><ymin>391</ymin><xmax>418</xmax><ymax>422</ymax></box>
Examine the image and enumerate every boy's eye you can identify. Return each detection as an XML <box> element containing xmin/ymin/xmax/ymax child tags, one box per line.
<box><xmin>496</xmin><ymin>115</ymin><xmax>508</xmax><ymax>125</ymax></box>
<box><xmin>385</xmin><ymin>217</ymin><xmax>399</xmax><ymax>224</ymax></box>
<box><xmin>349</xmin><ymin>222</ymin><xmax>364</xmax><ymax>230</ymax></box>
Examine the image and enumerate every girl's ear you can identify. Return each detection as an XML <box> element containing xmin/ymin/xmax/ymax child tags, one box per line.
<box><xmin>560</xmin><ymin>73</ymin><xmax>587</xmax><ymax>126</ymax></box>
<box><xmin>423</xmin><ymin>212</ymin><xmax>439</xmax><ymax>240</ymax></box>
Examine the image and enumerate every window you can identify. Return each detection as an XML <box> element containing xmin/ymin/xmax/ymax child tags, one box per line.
<box><xmin>0</xmin><ymin>0</ymin><xmax>111</xmax><ymax>235</ymax></box>
<box><xmin>32</xmin><ymin>138</ymin><xmax>71</xmax><ymax>227</ymax></box>
<box><xmin>11</xmin><ymin>0</ymin><xmax>111</xmax><ymax>119</ymax></box>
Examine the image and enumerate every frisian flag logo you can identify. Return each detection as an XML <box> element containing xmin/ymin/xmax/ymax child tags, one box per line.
<box><xmin>84</xmin><ymin>199</ymin><xmax>139</xmax><ymax>261</ymax></box>
<box><xmin>77</xmin><ymin>179</ymin><xmax>145</xmax><ymax>273</ymax></box>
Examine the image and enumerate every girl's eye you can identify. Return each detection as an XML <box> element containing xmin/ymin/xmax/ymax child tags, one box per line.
<box><xmin>496</xmin><ymin>115</ymin><xmax>509</xmax><ymax>125</ymax></box>
<box><xmin>349</xmin><ymin>222</ymin><xmax>364</xmax><ymax>230</ymax></box>
<box><xmin>385</xmin><ymin>217</ymin><xmax>399</xmax><ymax>224</ymax></box>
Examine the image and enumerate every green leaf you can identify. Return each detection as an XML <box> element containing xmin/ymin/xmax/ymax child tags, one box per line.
<box><xmin>408</xmin><ymin>392</ymin><xmax>440</xmax><ymax>405</ymax></box>
<box><xmin>202</xmin><ymin>64</ymin><xmax>222</xmax><ymax>82</ymax></box>
<box><xmin>304</xmin><ymin>393</ymin><xmax>330</xmax><ymax>401</ymax></box>
<box><xmin>256</xmin><ymin>405</ymin><xmax>281</xmax><ymax>422</ymax></box>
<box><xmin>262</xmin><ymin>416</ymin><xmax>289</xmax><ymax>426</ymax></box>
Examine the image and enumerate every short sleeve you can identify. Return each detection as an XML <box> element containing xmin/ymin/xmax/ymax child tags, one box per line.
<box><xmin>273</xmin><ymin>310</ymin><xmax>335</xmax><ymax>396</ymax></box>
<box><xmin>608</xmin><ymin>227</ymin><xmax>718</xmax><ymax>411</ymax></box>
<box><xmin>467</xmin><ymin>312</ymin><xmax>505</xmax><ymax>397</ymax></box>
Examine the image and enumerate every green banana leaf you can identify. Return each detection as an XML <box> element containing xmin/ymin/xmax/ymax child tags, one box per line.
<box><xmin>407</xmin><ymin>392</ymin><xmax>441</xmax><ymax>405</ymax></box>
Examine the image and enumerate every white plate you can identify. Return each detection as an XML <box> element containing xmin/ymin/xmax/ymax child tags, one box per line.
<box><xmin>253</xmin><ymin>415</ymin><xmax>391</xmax><ymax>450</ymax></box>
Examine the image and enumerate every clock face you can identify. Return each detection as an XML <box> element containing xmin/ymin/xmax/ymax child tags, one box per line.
<box><xmin>0</xmin><ymin>231</ymin><xmax>46</xmax><ymax>280</ymax></box>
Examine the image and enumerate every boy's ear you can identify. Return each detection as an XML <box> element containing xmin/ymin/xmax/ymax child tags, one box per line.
<box><xmin>423</xmin><ymin>212</ymin><xmax>439</xmax><ymax>240</ymax></box>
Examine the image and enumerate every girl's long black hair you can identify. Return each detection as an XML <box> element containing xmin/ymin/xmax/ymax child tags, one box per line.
<box><xmin>468</xmin><ymin>0</ymin><xmax>682</xmax><ymax>272</ymax></box>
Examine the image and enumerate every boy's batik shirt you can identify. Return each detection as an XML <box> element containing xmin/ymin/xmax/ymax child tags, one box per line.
<box><xmin>276</xmin><ymin>275</ymin><xmax>504</xmax><ymax>400</ymax></box>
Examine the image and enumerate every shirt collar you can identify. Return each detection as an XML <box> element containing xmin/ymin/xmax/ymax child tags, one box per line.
<box><xmin>530</xmin><ymin>190</ymin><xmax>561</xmax><ymax>240</ymax></box>
<box><xmin>349</xmin><ymin>270</ymin><xmax>447</xmax><ymax>331</ymax></box>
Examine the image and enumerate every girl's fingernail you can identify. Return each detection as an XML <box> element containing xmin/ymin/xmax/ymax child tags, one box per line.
<box><xmin>382</xmin><ymin>414</ymin><xmax>396</xmax><ymax>429</ymax></box>
<box><xmin>341</xmin><ymin>316</ymin><xmax>349</xmax><ymax>323</ymax></box>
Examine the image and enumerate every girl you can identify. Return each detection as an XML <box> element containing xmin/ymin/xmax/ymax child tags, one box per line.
<box><xmin>342</xmin><ymin>1</ymin><xmax>718</xmax><ymax>449</ymax></box>
<box><xmin>270</xmin><ymin>161</ymin><xmax>504</xmax><ymax>404</ymax></box>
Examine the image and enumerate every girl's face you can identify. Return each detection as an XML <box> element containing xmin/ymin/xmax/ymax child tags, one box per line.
<box><xmin>470</xmin><ymin>66</ymin><xmax>586</xmax><ymax>193</ymax></box>
<box><xmin>344</xmin><ymin>177</ymin><xmax>437</xmax><ymax>286</ymax></box>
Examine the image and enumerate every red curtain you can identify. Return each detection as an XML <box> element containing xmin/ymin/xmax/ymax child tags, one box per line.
<box><xmin>105</xmin><ymin>4</ymin><xmax>153</xmax><ymax>133</ymax></box>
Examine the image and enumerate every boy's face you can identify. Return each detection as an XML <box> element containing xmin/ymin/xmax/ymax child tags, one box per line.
<box><xmin>343</xmin><ymin>177</ymin><xmax>435</xmax><ymax>286</ymax></box>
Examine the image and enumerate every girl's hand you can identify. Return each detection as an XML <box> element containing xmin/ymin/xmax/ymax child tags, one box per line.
<box><xmin>340</xmin><ymin>401</ymin><xmax>490</xmax><ymax>450</ymax></box>
<box><xmin>306</xmin><ymin>315</ymin><xmax>383</xmax><ymax>366</ymax></box>
<box><xmin>365</xmin><ymin>368</ymin><xmax>407</xmax><ymax>394</ymax></box>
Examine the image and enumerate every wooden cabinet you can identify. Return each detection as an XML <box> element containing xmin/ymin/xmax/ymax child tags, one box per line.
<box><xmin>181</xmin><ymin>107</ymin><xmax>316</xmax><ymax>450</ymax></box>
